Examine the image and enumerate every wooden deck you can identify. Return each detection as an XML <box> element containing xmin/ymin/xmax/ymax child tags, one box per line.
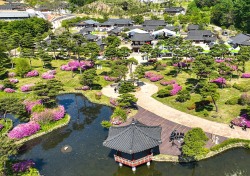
<box><xmin>126</xmin><ymin>106</ymin><xmax>227</xmax><ymax>156</ymax></box>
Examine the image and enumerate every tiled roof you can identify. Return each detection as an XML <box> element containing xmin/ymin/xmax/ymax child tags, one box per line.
<box><xmin>0</xmin><ymin>11</ymin><xmax>30</xmax><ymax>18</ymax></box>
<box><xmin>107</xmin><ymin>19</ymin><xmax>133</xmax><ymax>25</ymax></box>
<box><xmin>131</xmin><ymin>33</ymin><xmax>154</xmax><ymax>42</ymax></box>
<box><xmin>103</xmin><ymin>119</ymin><xmax>162</xmax><ymax>154</ymax></box>
<box><xmin>142</xmin><ymin>20</ymin><xmax>166</xmax><ymax>26</ymax></box>
<box><xmin>230</xmin><ymin>34</ymin><xmax>250</xmax><ymax>45</ymax></box>
<box><xmin>165</xmin><ymin>7</ymin><xmax>184</xmax><ymax>13</ymax></box>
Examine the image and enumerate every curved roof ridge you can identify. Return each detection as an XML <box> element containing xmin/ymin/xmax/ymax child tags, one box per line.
<box><xmin>135</xmin><ymin>125</ymin><xmax>162</xmax><ymax>142</ymax></box>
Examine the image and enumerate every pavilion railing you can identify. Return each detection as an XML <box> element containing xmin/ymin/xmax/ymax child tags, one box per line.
<box><xmin>114</xmin><ymin>153</ymin><xmax>153</xmax><ymax>167</ymax></box>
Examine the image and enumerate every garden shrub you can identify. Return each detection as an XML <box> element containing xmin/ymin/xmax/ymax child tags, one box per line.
<box><xmin>225</xmin><ymin>97</ymin><xmax>239</xmax><ymax>105</ymax></box>
<box><xmin>117</xmin><ymin>93</ymin><xmax>138</xmax><ymax>108</ymax></box>
<box><xmin>111</xmin><ymin>107</ymin><xmax>127</xmax><ymax>121</ymax></box>
<box><xmin>238</xmin><ymin>93</ymin><xmax>250</xmax><ymax>105</ymax></box>
<box><xmin>95</xmin><ymin>92</ymin><xmax>102</xmax><ymax>100</ymax></box>
<box><xmin>232</xmin><ymin>83</ymin><xmax>250</xmax><ymax>92</ymax></box>
<box><xmin>15</xmin><ymin>58</ymin><xmax>31</xmax><ymax>77</ymax></box>
<box><xmin>3</xmin><ymin>80</ymin><xmax>17</xmax><ymax>90</ymax></box>
<box><xmin>101</xmin><ymin>120</ymin><xmax>112</xmax><ymax>129</ymax></box>
<box><xmin>176</xmin><ymin>90</ymin><xmax>191</xmax><ymax>102</ymax></box>
<box><xmin>118</xmin><ymin>82</ymin><xmax>136</xmax><ymax>94</ymax></box>
<box><xmin>182</xmin><ymin>128</ymin><xmax>209</xmax><ymax>159</ymax></box>
<box><xmin>210</xmin><ymin>138</ymin><xmax>250</xmax><ymax>151</ymax></box>
<box><xmin>157</xmin><ymin>89</ymin><xmax>171</xmax><ymax>98</ymax></box>
<box><xmin>203</xmin><ymin>110</ymin><xmax>209</xmax><ymax>117</ymax></box>
<box><xmin>187</xmin><ymin>104</ymin><xmax>196</xmax><ymax>110</ymax></box>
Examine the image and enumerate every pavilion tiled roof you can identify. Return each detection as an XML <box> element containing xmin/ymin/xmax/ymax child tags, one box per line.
<box><xmin>230</xmin><ymin>34</ymin><xmax>250</xmax><ymax>45</ymax></box>
<box><xmin>130</xmin><ymin>33</ymin><xmax>154</xmax><ymax>42</ymax></box>
<box><xmin>103</xmin><ymin>119</ymin><xmax>162</xmax><ymax>154</ymax></box>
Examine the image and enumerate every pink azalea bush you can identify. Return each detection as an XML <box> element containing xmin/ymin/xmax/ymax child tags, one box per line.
<box><xmin>241</xmin><ymin>73</ymin><xmax>250</xmax><ymax>78</ymax></box>
<box><xmin>170</xmin><ymin>84</ymin><xmax>182</xmax><ymax>95</ymax></box>
<box><xmin>160</xmin><ymin>80</ymin><xmax>176</xmax><ymax>86</ymax></box>
<box><xmin>0</xmin><ymin>85</ymin><xmax>4</xmax><ymax>91</ymax></box>
<box><xmin>82</xmin><ymin>86</ymin><xmax>90</xmax><ymax>91</ymax></box>
<box><xmin>231</xmin><ymin>114</ymin><xmax>250</xmax><ymax>128</ymax></box>
<box><xmin>25</xmin><ymin>70</ymin><xmax>39</xmax><ymax>77</ymax></box>
<box><xmin>42</xmin><ymin>72</ymin><xmax>55</xmax><ymax>79</ymax></box>
<box><xmin>145</xmin><ymin>72</ymin><xmax>164</xmax><ymax>82</ymax></box>
<box><xmin>9</xmin><ymin>78</ymin><xmax>19</xmax><ymax>84</ymax></box>
<box><xmin>31</xmin><ymin>105</ymin><xmax>65</xmax><ymax>123</ymax></box>
<box><xmin>110</xmin><ymin>98</ymin><xmax>118</xmax><ymax>106</ymax></box>
<box><xmin>8</xmin><ymin>72</ymin><xmax>16</xmax><ymax>78</ymax></box>
<box><xmin>61</xmin><ymin>60</ymin><xmax>94</xmax><ymax>71</ymax></box>
<box><xmin>12</xmin><ymin>160</ymin><xmax>35</xmax><ymax>173</ymax></box>
<box><xmin>215</xmin><ymin>59</ymin><xmax>225</xmax><ymax>63</ymax></box>
<box><xmin>23</xmin><ymin>100</ymin><xmax>42</xmax><ymax>113</ymax></box>
<box><xmin>104</xmin><ymin>76</ymin><xmax>118</xmax><ymax>82</ymax></box>
<box><xmin>211</xmin><ymin>77</ymin><xmax>226</xmax><ymax>84</ymax></box>
<box><xmin>8</xmin><ymin>121</ymin><xmax>40</xmax><ymax>139</ymax></box>
<box><xmin>20</xmin><ymin>84</ymin><xmax>34</xmax><ymax>92</ymax></box>
<box><xmin>47</xmin><ymin>70</ymin><xmax>56</xmax><ymax>75</ymax></box>
<box><xmin>4</xmin><ymin>88</ymin><xmax>15</xmax><ymax>93</ymax></box>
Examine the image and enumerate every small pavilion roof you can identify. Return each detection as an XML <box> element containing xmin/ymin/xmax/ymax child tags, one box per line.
<box><xmin>103</xmin><ymin>119</ymin><xmax>162</xmax><ymax>154</ymax></box>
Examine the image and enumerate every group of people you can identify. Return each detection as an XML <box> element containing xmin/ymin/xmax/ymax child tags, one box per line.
<box><xmin>229</xmin><ymin>122</ymin><xmax>247</xmax><ymax>131</ymax></box>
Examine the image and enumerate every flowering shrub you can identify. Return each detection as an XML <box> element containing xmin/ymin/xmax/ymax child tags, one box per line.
<box><xmin>95</xmin><ymin>92</ymin><xmax>102</xmax><ymax>100</ymax></box>
<box><xmin>12</xmin><ymin>160</ymin><xmax>35</xmax><ymax>173</ymax></box>
<box><xmin>111</xmin><ymin>118</ymin><xmax>123</xmax><ymax>125</ymax></box>
<box><xmin>25</xmin><ymin>70</ymin><xmax>39</xmax><ymax>77</ymax></box>
<box><xmin>145</xmin><ymin>72</ymin><xmax>163</xmax><ymax>82</ymax></box>
<box><xmin>215</xmin><ymin>59</ymin><xmax>225</xmax><ymax>63</ymax></box>
<box><xmin>9</xmin><ymin>78</ymin><xmax>19</xmax><ymax>84</ymax></box>
<box><xmin>0</xmin><ymin>85</ymin><xmax>4</xmax><ymax>91</ymax></box>
<box><xmin>31</xmin><ymin>106</ymin><xmax>65</xmax><ymax>123</ymax></box>
<box><xmin>61</xmin><ymin>60</ymin><xmax>94</xmax><ymax>71</ymax></box>
<box><xmin>23</xmin><ymin>100</ymin><xmax>42</xmax><ymax>113</ymax></box>
<box><xmin>160</xmin><ymin>80</ymin><xmax>176</xmax><ymax>86</ymax></box>
<box><xmin>8</xmin><ymin>72</ymin><xmax>16</xmax><ymax>78</ymax></box>
<box><xmin>4</xmin><ymin>88</ymin><xmax>15</xmax><ymax>93</ymax></box>
<box><xmin>42</xmin><ymin>72</ymin><xmax>55</xmax><ymax>79</ymax></box>
<box><xmin>170</xmin><ymin>84</ymin><xmax>182</xmax><ymax>95</ymax></box>
<box><xmin>52</xmin><ymin>105</ymin><xmax>65</xmax><ymax>121</ymax></box>
<box><xmin>231</xmin><ymin>114</ymin><xmax>250</xmax><ymax>128</ymax></box>
<box><xmin>47</xmin><ymin>70</ymin><xmax>56</xmax><ymax>75</ymax></box>
<box><xmin>8</xmin><ymin>121</ymin><xmax>40</xmax><ymax>139</ymax></box>
<box><xmin>238</xmin><ymin>93</ymin><xmax>250</xmax><ymax>105</ymax></box>
<box><xmin>20</xmin><ymin>84</ymin><xmax>34</xmax><ymax>92</ymax></box>
<box><xmin>0</xmin><ymin>124</ymin><xmax>4</xmax><ymax>131</ymax></box>
<box><xmin>211</xmin><ymin>77</ymin><xmax>226</xmax><ymax>84</ymax></box>
<box><xmin>82</xmin><ymin>86</ymin><xmax>90</xmax><ymax>91</ymax></box>
<box><xmin>149</xmin><ymin>75</ymin><xmax>164</xmax><ymax>82</ymax></box>
<box><xmin>110</xmin><ymin>98</ymin><xmax>118</xmax><ymax>106</ymax></box>
<box><xmin>104</xmin><ymin>76</ymin><xmax>118</xmax><ymax>82</ymax></box>
<box><xmin>241</xmin><ymin>73</ymin><xmax>250</xmax><ymax>78</ymax></box>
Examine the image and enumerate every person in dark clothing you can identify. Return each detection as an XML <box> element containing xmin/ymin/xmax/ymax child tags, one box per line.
<box><xmin>114</xmin><ymin>87</ymin><xmax>117</xmax><ymax>93</ymax></box>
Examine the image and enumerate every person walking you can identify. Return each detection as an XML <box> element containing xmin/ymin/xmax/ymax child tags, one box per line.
<box><xmin>114</xmin><ymin>87</ymin><xmax>117</xmax><ymax>93</ymax></box>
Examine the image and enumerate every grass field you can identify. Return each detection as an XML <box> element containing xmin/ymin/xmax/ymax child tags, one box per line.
<box><xmin>146</xmin><ymin>60</ymin><xmax>250</xmax><ymax>124</ymax></box>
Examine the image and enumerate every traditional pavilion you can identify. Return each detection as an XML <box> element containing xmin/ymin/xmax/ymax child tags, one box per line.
<box><xmin>103</xmin><ymin>119</ymin><xmax>162</xmax><ymax>171</ymax></box>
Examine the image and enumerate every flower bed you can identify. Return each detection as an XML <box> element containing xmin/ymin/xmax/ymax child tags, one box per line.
<box><xmin>42</xmin><ymin>72</ymin><xmax>55</xmax><ymax>79</ymax></box>
<box><xmin>170</xmin><ymin>84</ymin><xmax>182</xmax><ymax>95</ymax></box>
<box><xmin>241</xmin><ymin>73</ymin><xmax>250</xmax><ymax>78</ymax></box>
<box><xmin>23</xmin><ymin>100</ymin><xmax>42</xmax><ymax>113</ymax></box>
<box><xmin>160</xmin><ymin>80</ymin><xmax>176</xmax><ymax>86</ymax></box>
<box><xmin>25</xmin><ymin>70</ymin><xmax>39</xmax><ymax>77</ymax></box>
<box><xmin>4</xmin><ymin>88</ymin><xmax>15</xmax><ymax>93</ymax></box>
<box><xmin>211</xmin><ymin>77</ymin><xmax>226</xmax><ymax>84</ymax></box>
<box><xmin>145</xmin><ymin>72</ymin><xmax>164</xmax><ymax>82</ymax></box>
<box><xmin>215</xmin><ymin>59</ymin><xmax>225</xmax><ymax>63</ymax></box>
<box><xmin>61</xmin><ymin>60</ymin><xmax>94</xmax><ymax>71</ymax></box>
<box><xmin>9</xmin><ymin>78</ymin><xmax>19</xmax><ymax>84</ymax></box>
<box><xmin>231</xmin><ymin>114</ymin><xmax>250</xmax><ymax>128</ymax></box>
<box><xmin>20</xmin><ymin>84</ymin><xmax>34</xmax><ymax>92</ymax></box>
<box><xmin>12</xmin><ymin>160</ymin><xmax>35</xmax><ymax>173</ymax></box>
<box><xmin>8</xmin><ymin>121</ymin><xmax>40</xmax><ymax>139</ymax></box>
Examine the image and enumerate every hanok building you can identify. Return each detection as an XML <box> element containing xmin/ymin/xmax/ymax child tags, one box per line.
<box><xmin>165</xmin><ymin>7</ymin><xmax>185</xmax><ymax>15</ymax></box>
<box><xmin>108</xmin><ymin>27</ymin><xmax>123</xmax><ymax>36</ymax></box>
<box><xmin>84</xmin><ymin>34</ymin><xmax>98</xmax><ymax>42</ymax></box>
<box><xmin>186</xmin><ymin>30</ymin><xmax>217</xmax><ymax>44</ymax></box>
<box><xmin>142</xmin><ymin>20</ymin><xmax>167</xmax><ymax>32</ymax></box>
<box><xmin>130</xmin><ymin>33</ymin><xmax>154</xmax><ymax>52</ymax></box>
<box><xmin>229</xmin><ymin>33</ymin><xmax>250</xmax><ymax>47</ymax></box>
<box><xmin>103</xmin><ymin>119</ymin><xmax>162</xmax><ymax>171</ymax></box>
<box><xmin>75</xmin><ymin>20</ymin><xmax>99</xmax><ymax>28</ymax></box>
<box><xmin>106</xmin><ymin>19</ymin><xmax>133</xmax><ymax>27</ymax></box>
<box><xmin>187</xmin><ymin>24</ymin><xmax>199</xmax><ymax>31</ymax></box>
<box><xmin>0</xmin><ymin>3</ymin><xmax>27</xmax><ymax>11</ymax></box>
<box><xmin>79</xmin><ymin>27</ymin><xmax>95</xmax><ymax>35</ymax></box>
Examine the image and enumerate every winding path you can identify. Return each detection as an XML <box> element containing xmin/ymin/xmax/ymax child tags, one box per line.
<box><xmin>102</xmin><ymin>82</ymin><xmax>250</xmax><ymax>140</ymax></box>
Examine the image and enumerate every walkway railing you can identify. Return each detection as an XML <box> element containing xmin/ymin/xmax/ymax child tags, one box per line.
<box><xmin>114</xmin><ymin>153</ymin><xmax>153</xmax><ymax>167</ymax></box>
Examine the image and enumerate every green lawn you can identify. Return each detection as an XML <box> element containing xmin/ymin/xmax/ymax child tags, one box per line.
<box><xmin>146</xmin><ymin>60</ymin><xmax>250</xmax><ymax>124</ymax></box>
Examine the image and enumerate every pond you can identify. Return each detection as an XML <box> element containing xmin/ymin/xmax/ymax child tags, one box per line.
<box><xmin>18</xmin><ymin>94</ymin><xmax>250</xmax><ymax>176</ymax></box>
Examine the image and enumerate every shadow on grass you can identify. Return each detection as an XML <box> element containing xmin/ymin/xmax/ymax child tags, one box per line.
<box><xmin>91</xmin><ymin>84</ymin><xmax>102</xmax><ymax>90</ymax></box>
<box><xmin>165</xmin><ymin>70</ymin><xmax>178</xmax><ymax>77</ymax></box>
<box><xmin>195</xmin><ymin>100</ymin><xmax>213</xmax><ymax>112</ymax></box>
